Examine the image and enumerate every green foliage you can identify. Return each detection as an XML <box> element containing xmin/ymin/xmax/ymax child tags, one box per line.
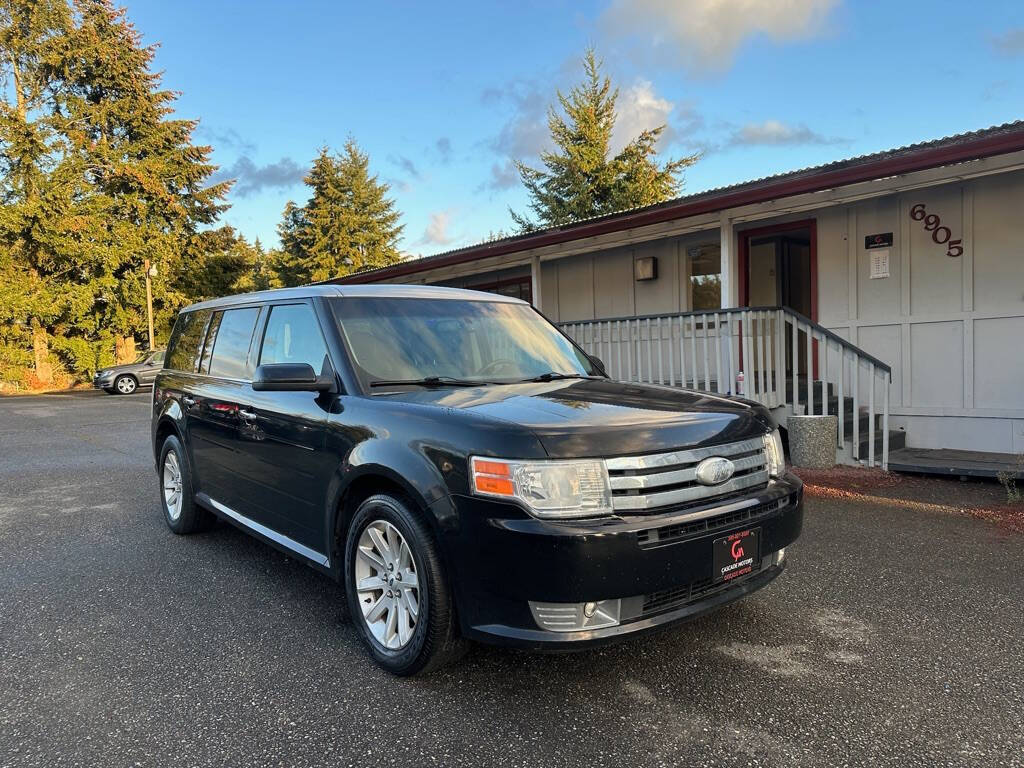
<box><xmin>0</xmin><ymin>0</ymin><xmax>259</xmax><ymax>386</ymax></box>
<box><xmin>275</xmin><ymin>140</ymin><xmax>404</xmax><ymax>285</ymax></box>
<box><xmin>511</xmin><ymin>49</ymin><xmax>698</xmax><ymax>232</ymax></box>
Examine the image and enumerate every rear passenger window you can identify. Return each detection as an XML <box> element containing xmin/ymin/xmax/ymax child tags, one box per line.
<box><xmin>166</xmin><ymin>310</ymin><xmax>213</xmax><ymax>372</ymax></box>
<box><xmin>259</xmin><ymin>304</ymin><xmax>328</xmax><ymax>372</ymax></box>
<box><xmin>207</xmin><ymin>307</ymin><xmax>261</xmax><ymax>379</ymax></box>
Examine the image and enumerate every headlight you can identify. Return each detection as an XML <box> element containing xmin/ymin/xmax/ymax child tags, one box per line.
<box><xmin>763</xmin><ymin>428</ymin><xmax>785</xmax><ymax>477</ymax></box>
<box><xmin>470</xmin><ymin>457</ymin><xmax>613</xmax><ymax>519</ymax></box>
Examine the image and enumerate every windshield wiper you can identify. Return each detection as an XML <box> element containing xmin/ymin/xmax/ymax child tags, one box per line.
<box><xmin>519</xmin><ymin>372</ymin><xmax>596</xmax><ymax>383</ymax></box>
<box><xmin>369</xmin><ymin>376</ymin><xmax>488</xmax><ymax>388</ymax></box>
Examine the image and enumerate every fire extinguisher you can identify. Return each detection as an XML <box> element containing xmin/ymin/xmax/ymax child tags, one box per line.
<box><xmin>736</xmin><ymin>371</ymin><xmax>745</xmax><ymax>396</ymax></box>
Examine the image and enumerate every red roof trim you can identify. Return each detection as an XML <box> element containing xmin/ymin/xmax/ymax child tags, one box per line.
<box><xmin>337</xmin><ymin>125</ymin><xmax>1024</xmax><ymax>285</ymax></box>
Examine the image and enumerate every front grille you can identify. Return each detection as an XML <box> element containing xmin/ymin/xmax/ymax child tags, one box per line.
<box><xmin>641</xmin><ymin>562</ymin><xmax>766</xmax><ymax>617</ymax></box>
<box><xmin>606</xmin><ymin>437</ymin><xmax>769</xmax><ymax>513</ymax></box>
<box><xmin>636</xmin><ymin>497</ymin><xmax>784</xmax><ymax>548</ymax></box>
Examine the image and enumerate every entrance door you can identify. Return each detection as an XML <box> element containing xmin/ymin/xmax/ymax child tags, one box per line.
<box><xmin>740</xmin><ymin>220</ymin><xmax>817</xmax><ymax>377</ymax></box>
<box><xmin>742</xmin><ymin>225</ymin><xmax>814</xmax><ymax>318</ymax></box>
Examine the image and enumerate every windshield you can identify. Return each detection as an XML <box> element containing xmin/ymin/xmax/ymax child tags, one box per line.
<box><xmin>330</xmin><ymin>297</ymin><xmax>596</xmax><ymax>389</ymax></box>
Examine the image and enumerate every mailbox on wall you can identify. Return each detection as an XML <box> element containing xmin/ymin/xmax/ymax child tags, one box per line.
<box><xmin>634</xmin><ymin>256</ymin><xmax>658</xmax><ymax>281</ymax></box>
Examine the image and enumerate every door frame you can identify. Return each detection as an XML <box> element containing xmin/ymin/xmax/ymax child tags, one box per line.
<box><xmin>737</xmin><ymin>218</ymin><xmax>818</xmax><ymax>322</ymax></box>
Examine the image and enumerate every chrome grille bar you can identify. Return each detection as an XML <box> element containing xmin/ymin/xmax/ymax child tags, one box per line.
<box><xmin>609</xmin><ymin>451</ymin><xmax>765</xmax><ymax>491</ymax></box>
<box><xmin>605</xmin><ymin>437</ymin><xmax>764</xmax><ymax>471</ymax></box>
<box><xmin>611</xmin><ymin>471</ymin><xmax>768</xmax><ymax>511</ymax></box>
<box><xmin>605</xmin><ymin>436</ymin><xmax>770</xmax><ymax>512</ymax></box>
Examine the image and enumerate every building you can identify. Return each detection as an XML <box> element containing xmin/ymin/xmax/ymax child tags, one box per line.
<box><xmin>333</xmin><ymin>121</ymin><xmax>1024</xmax><ymax>474</ymax></box>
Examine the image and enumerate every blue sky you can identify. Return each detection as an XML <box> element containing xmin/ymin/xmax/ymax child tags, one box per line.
<box><xmin>125</xmin><ymin>0</ymin><xmax>1024</xmax><ymax>255</ymax></box>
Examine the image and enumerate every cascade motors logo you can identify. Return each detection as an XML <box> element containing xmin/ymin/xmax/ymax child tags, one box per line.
<box><xmin>695</xmin><ymin>456</ymin><xmax>735</xmax><ymax>486</ymax></box>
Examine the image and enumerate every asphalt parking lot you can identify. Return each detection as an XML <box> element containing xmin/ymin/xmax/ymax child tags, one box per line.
<box><xmin>1</xmin><ymin>391</ymin><xmax>1022</xmax><ymax>768</ymax></box>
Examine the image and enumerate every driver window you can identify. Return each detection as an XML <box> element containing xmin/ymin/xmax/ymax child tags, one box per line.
<box><xmin>259</xmin><ymin>303</ymin><xmax>329</xmax><ymax>372</ymax></box>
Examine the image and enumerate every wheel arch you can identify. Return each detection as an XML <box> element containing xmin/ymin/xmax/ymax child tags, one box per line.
<box><xmin>327</xmin><ymin>464</ymin><xmax>449</xmax><ymax>581</ymax></box>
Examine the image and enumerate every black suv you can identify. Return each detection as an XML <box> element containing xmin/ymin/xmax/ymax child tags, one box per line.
<box><xmin>152</xmin><ymin>285</ymin><xmax>803</xmax><ymax>675</ymax></box>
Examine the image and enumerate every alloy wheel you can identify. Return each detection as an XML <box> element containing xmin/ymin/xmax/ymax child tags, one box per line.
<box><xmin>116</xmin><ymin>376</ymin><xmax>137</xmax><ymax>394</ymax></box>
<box><xmin>162</xmin><ymin>450</ymin><xmax>183</xmax><ymax>521</ymax></box>
<box><xmin>354</xmin><ymin>519</ymin><xmax>421</xmax><ymax>650</ymax></box>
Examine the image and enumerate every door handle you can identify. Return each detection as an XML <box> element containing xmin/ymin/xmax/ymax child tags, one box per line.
<box><xmin>181</xmin><ymin>395</ymin><xmax>196</xmax><ymax>408</ymax></box>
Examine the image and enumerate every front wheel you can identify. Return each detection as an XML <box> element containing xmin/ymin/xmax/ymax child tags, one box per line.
<box><xmin>344</xmin><ymin>493</ymin><xmax>467</xmax><ymax>675</ymax></box>
<box><xmin>114</xmin><ymin>375</ymin><xmax>137</xmax><ymax>395</ymax></box>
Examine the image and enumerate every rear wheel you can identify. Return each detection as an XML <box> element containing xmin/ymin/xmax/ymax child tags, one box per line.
<box><xmin>344</xmin><ymin>493</ymin><xmax>467</xmax><ymax>675</ymax></box>
<box><xmin>114</xmin><ymin>375</ymin><xmax>137</xmax><ymax>395</ymax></box>
<box><xmin>158</xmin><ymin>435</ymin><xmax>212</xmax><ymax>534</ymax></box>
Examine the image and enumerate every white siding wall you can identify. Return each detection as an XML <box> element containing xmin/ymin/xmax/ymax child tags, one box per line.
<box><xmin>817</xmin><ymin>170</ymin><xmax>1024</xmax><ymax>452</ymax></box>
<box><xmin>537</xmin><ymin>232</ymin><xmax>721</xmax><ymax>323</ymax></box>
<box><xmin>428</xmin><ymin>169</ymin><xmax>1024</xmax><ymax>453</ymax></box>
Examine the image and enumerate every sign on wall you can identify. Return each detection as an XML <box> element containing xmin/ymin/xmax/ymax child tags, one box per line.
<box><xmin>865</xmin><ymin>232</ymin><xmax>893</xmax><ymax>249</ymax></box>
<box><xmin>869</xmin><ymin>248</ymin><xmax>890</xmax><ymax>279</ymax></box>
<box><xmin>910</xmin><ymin>203</ymin><xmax>963</xmax><ymax>257</ymax></box>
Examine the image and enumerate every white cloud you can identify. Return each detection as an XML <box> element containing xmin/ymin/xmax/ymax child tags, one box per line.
<box><xmin>602</xmin><ymin>0</ymin><xmax>840</xmax><ymax>73</ymax></box>
<box><xmin>611</xmin><ymin>79</ymin><xmax>675</xmax><ymax>154</ymax></box>
<box><xmin>728</xmin><ymin>119</ymin><xmax>844</xmax><ymax>146</ymax></box>
<box><xmin>415</xmin><ymin>210</ymin><xmax>457</xmax><ymax>247</ymax></box>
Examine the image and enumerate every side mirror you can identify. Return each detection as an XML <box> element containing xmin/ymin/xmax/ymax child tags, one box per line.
<box><xmin>252</xmin><ymin>363</ymin><xmax>333</xmax><ymax>392</ymax></box>
<box><xmin>588</xmin><ymin>354</ymin><xmax>608</xmax><ymax>376</ymax></box>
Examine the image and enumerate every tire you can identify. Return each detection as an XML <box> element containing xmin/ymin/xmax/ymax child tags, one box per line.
<box><xmin>114</xmin><ymin>375</ymin><xmax>137</xmax><ymax>395</ymax></box>
<box><xmin>158</xmin><ymin>434</ymin><xmax>212</xmax><ymax>534</ymax></box>
<box><xmin>344</xmin><ymin>493</ymin><xmax>467</xmax><ymax>676</ymax></box>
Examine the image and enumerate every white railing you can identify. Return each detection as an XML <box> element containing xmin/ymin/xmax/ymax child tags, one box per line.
<box><xmin>558</xmin><ymin>306</ymin><xmax>892</xmax><ymax>470</ymax></box>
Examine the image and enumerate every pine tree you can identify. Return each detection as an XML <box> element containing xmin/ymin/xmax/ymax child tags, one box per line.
<box><xmin>274</xmin><ymin>140</ymin><xmax>404</xmax><ymax>285</ymax></box>
<box><xmin>511</xmin><ymin>49</ymin><xmax>697</xmax><ymax>232</ymax></box>
<box><xmin>0</xmin><ymin>0</ymin><xmax>73</xmax><ymax>383</ymax></box>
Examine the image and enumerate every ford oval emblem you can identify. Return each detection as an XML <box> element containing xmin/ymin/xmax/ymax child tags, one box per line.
<box><xmin>695</xmin><ymin>456</ymin><xmax>735</xmax><ymax>486</ymax></box>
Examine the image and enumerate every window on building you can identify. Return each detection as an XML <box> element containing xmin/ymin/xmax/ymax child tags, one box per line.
<box><xmin>467</xmin><ymin>276</ymin><xmax>533</xmax><ymax>304</ymax></box>
<box><xmin>687</xmin><ymin>244</ymin><xmax>722</xmax><ymax>310</ymax></box>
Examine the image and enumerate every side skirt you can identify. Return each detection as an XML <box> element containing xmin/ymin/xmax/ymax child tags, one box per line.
<box><xmin>196</xmin><ymin>492</ymin><xmax>331</xmax><ymax>570</ymax></box>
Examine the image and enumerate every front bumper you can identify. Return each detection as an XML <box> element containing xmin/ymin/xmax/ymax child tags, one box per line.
<box><xmin>443</xmin><ymin>473</ymin><xmax>803</xmax><ymax>649</ymax></box>
<box><xmin>92</xmin><ymin>373</ymin><xmax>114</xmax><ymax>389</ymax></box>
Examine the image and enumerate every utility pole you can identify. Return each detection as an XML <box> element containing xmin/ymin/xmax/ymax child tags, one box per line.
<box><xmin>144</xmin><ymin>259</ymin><xmax>156</xmax><ymax>351</ymax></box>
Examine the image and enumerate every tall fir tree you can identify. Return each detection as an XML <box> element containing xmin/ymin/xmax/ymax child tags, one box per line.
<box><xmin>45</xmin><ymin>0</ymin><xmax>231</xmax><ymax>359</ymax></box>
<box><xmin>275</xmin><ymin>140</ymin><xmax>404</xmax><ymax>285</ymax></box>
<box><xmin>0</xmin><ymin>0</ymin><xmax>72</xmax><ymax>383</ymax></box>
<box><xmin>511</xmin><ymin>49</ymin><xmax>697</xmax><ymax>232</ymax></box>
<box><xmin>0</xmin><ymin>0</ymin><xmax>235</xmax><ymax>383</ymax></box>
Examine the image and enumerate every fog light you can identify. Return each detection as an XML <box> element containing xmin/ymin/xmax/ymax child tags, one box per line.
<box><xmin>529</xmin><ymin>599</ymin><xmax>621</xmax><ymax>632</ymax></box>
<box><xmin>775</xmin><ymin>548</ymin><xmax>786</xmax><ymax>566</ymax></box>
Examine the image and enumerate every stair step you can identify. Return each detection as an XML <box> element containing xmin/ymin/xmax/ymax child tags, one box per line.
<box><xmin>856</xmin><ymin>429</ymin><xmax>906</xmax><ymax>457</ymax></box>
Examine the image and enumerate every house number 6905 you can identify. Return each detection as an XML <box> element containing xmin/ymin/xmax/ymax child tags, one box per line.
<box><xmin>909</xmin><ymin>203</ymin><xmax>963</xmax><ymax>257</ymax></box>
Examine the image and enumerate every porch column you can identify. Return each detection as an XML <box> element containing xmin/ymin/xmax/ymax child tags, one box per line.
<box><xmin>719</xmin><ymin>212</ymin><xmax>738</xmax><ymax>308</ymax></box>
<box><xmin>530</xmin><ymin>254</ymin><xmax>542</xmax><ymax>310</ymax></box>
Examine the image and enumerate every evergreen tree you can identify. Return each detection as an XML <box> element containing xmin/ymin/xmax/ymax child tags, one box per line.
<box><xmin>274</xmin><ymin>140</ymin><xmax>404</xmax><ymax>285</ymax></box>
<box><xmin>0</xmin><ymin>0</ymin><xmax>72</xmax><ymax>383</ymax></box>
<box><xmin>511</xmin><ymin>49</ymin><xmax>697</xmax><ymax>232</ymax></box>
<box><xmin>45</xmin><ymin>0</ymin><xmax>230</xmax><ymax>356</ymax></box>
<box><xmin>0</xmin><ymin>0</ymin><xmax>233</xmax><ymax>383</ymax></box>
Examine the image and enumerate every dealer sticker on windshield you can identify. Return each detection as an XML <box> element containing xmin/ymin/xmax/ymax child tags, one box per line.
<box><xmin>713</xmin><ymin>528</ymin><xmax>760</xmax><ymax>582</ymax></box>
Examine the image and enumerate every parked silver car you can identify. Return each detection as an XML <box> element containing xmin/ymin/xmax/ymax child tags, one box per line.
<box><xmin>93</xmin><ymin>349</ymin><xmax>165</xmax><ymax>394</ymax></box>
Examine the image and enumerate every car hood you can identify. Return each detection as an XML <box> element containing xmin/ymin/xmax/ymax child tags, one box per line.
<box><xmin>374</xmin><ymin>378</ymin><xmax>773</xmax><ymax>458</ymax></box>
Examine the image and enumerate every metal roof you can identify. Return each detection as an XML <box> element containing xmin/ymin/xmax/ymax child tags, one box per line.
<box><xmin>180</xmin><ymin>283</ymin><xmax>526</xmax><ymax>313</ymax></box>
<box><xmin>333</xmin><ymin>120</ymin><xmax>1024</xmax><ymax>285</ymax></box>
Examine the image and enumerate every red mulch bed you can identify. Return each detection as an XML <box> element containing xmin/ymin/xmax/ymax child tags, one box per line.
<box><xmin>791</xmin><ymin>465</ymin><xmax>1024</xmax><ymax>535</ymax></box>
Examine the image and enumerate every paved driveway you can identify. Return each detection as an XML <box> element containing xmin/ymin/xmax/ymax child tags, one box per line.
<box><xmin>1</xmin><ymin>392</ymin><xmax>1021</xmax><ymax>767</ymax></box>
